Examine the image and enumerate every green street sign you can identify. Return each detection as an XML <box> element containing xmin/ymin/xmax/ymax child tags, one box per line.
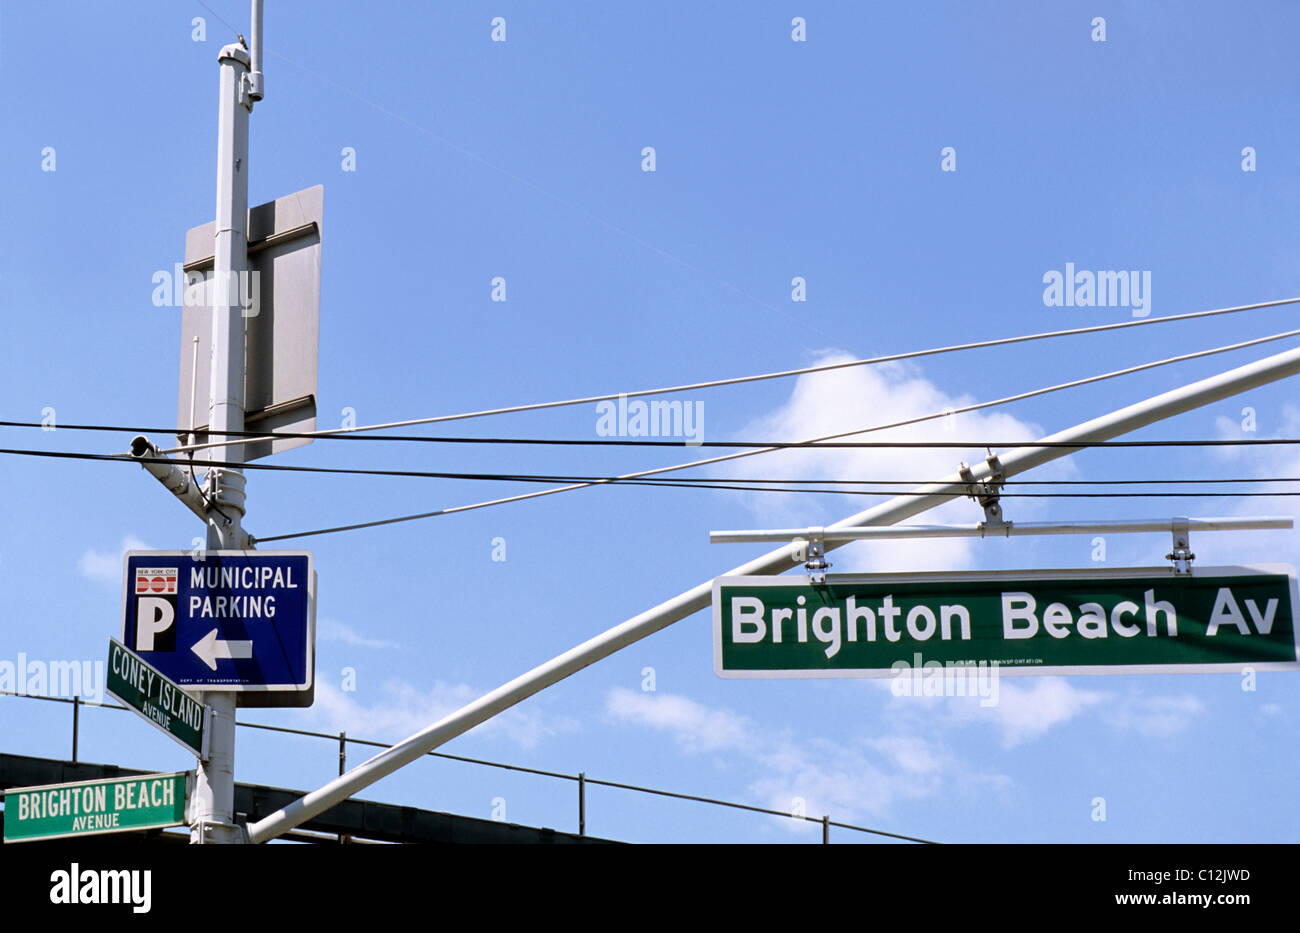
<box><xmin>3</xmin><ymin>772</ymin><xmax>190</xmax><ymax>843</ymax></box>
<box><xmin>106</xmin><ymin>638</ymin><xmax>210</xmax><ymax>759</ymax></box>
<box><xmin>713</xmin><ymin>565</ymin><xmax>1300</xmax><ymax>678</ymax></box>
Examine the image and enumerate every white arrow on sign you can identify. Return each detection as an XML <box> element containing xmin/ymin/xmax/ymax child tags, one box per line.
<box><xmin>192</xmin><ymin>628</ymin><xmax>254</xmax><ymax>671</ymax></box>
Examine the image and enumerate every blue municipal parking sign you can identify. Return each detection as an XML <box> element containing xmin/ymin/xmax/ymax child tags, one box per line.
<box><xmin>121</xmin><ymin>551</ymin><xmax>315</xmax><ymax>698</ymax></box>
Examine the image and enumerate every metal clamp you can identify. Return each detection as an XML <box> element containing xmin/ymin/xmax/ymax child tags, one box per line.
<box><xmin>792</xmin><ymin>529</ymin><xmax>831</xmax><ymax>584</ymax></box>
<box><xmin>1166</xmin><ymin>518</ymin><xmax>1195</xmax><ymax>574</ymax></box>
<box><xmin>205</xmin><ymin>467</ymin><xmax>248</xmax><ymax>520</ymax></box>
<box><xmin>193</xmin><ymin>819</ymin><xmax>246</xmax><ymax>845</ymax></box>
<box><xmin>959</xmin><ymin>452</ymin><xmax>1007</xmax><ymax>526</ymax></box>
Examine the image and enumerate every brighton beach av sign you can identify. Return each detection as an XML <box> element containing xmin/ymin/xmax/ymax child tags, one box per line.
<box><xmin>713</xmin><ymin>565</ymin><xmax>1300</xmax><ymax>678</ymax></box>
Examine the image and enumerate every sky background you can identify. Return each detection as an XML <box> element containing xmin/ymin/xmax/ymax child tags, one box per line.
<box><xmin>2</xmin><ymin>0</ymin><xmax>1299</xmax><ymax>843</ymax></box>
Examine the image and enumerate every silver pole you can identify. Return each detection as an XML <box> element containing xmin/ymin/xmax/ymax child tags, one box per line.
<box><xmin>191</xmin><ymin>39</ymin><xmax>252</xmax><ymax>846</ymax></box>
<box><xmin>247</xmin><ymin>342</ymin><xmax>1300</xmax><ymax>844</ymax></box>
<box><xmin>248</xmin><ymin>0</ymin><xmax>265</xmax><ymax>102</ymax></box>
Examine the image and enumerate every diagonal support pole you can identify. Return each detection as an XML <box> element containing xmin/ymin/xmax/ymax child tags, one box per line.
<box><xmin>246</xmin><ymin>341</ymin><xmax>1300</xmax><ymax>844</ymax></box>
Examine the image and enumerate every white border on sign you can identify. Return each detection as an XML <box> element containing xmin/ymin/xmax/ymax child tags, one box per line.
<box><xmin>711</xmin><ymin>564</ymin><xmax>1300</xmax><ymax>679</ymax></box>
<box><xmin>120</xmin><ymin>550</ymin><xmax>316</xmax><ymax>693</ymax></box>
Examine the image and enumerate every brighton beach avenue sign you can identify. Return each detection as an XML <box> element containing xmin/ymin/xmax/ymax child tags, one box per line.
<box><xmin>713</xmin><ymin>565</ymin><xmax>1300</xmax><ymax>678</ymax></box>
<box><xmin>3</xmin><ymin>772</ymin><xmax>190</xmax><ymax>843</ymax></box>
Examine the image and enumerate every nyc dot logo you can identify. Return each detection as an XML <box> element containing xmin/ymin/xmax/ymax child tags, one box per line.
<box><xmin>133</xmin><ymin>566</ymin><xmax>178</xmax><ymax>652</ymax></box>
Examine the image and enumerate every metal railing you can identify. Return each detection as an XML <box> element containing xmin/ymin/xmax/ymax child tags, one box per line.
<box><xmin>0</xmin><ymin>690</ymin><xmax>937</xmax><ymax>844</ymax></box>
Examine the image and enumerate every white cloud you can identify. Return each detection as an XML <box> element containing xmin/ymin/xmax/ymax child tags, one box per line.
<box><xmin>868</xmin><ymin>733</ymin><xmax>942</xmax><ymax>775</ymax></box>
<box><xmin>1199</xmin><ymin>402</ymin><xmax>1300</xmax><ymax>566</ymax></box>
<box><xmin>748</xmin><ymin>735</ymin><xmax>939</xmax><ymax>827</ymax></box>
<box><xmin>720</xmin><ymin>354</ymin><xmax>1070</xmax><ymax>572</ymax></box>
<box><xmin>317</xmin><ymin>617</ymin><xmax>401</xmax><ymax>650</ymax></box>
<box><xmin>1104</xmin><ymin>693</ymin><xmax>1203</xmax><ymax>737</ymax></box>
<box><xmin>1213</xmin><ymin>413</ymin><xmax>1246</xmax><ymax>445</ymax></box>
<box><xmin>605</xmin><ymin>688</ymin><xmax>1005</xmax><ymax>827</ymax></box>
<box><xmin>605</xmin><ymin>679</ymin><xmax>1209</xmax><ymax>829</ymax></box>
<box><xmin>884</xmin><ymin>672</ymin><xmax>1209</xmax><ymax>746</ymax></box>
<box><xmin>604</xmin><ymin>687</ymin><xmax>749</xmax><ymax>752</ymax></box>
<box><xmin>980</xmin><ymin>678</ymin><xmax>1109</xmax><ymax>748</ymax></box>
<box><xmin>78</xmin><ymin>535</ymin><xmax>150</xmax><ymax>584</ymax></box>
<box><xmin>896</xmin><ymin>676</ymin><xmax>1108</xmax><ymax>748</ymax></box>
<box><xmin>309</xmin><ymin>679</ymin><xmax>579</xmax><ymax>751</ymax></box>
<box><xmin>1210</xmin><ymin>402</ymin><xmax>1298</xmax><ymax>455</ymax></box>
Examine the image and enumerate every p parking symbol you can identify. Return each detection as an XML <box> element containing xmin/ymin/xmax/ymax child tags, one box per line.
<box><xmin>137</xmin><ymin>597</ymin><xmax>177</xmax><ymax>652</ymax></box>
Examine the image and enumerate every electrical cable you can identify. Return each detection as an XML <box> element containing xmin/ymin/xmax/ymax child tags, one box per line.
<box><xmin>151</xmin><ymin>301</ymin><xmax>1300</xmax><ymax>457</ymax></box>
<box><xmin>7</xmin><ymin>328</ymin><xmax>1297</xmax><ymax>540</ymax></box>
<box><xmin>2</xmin><ymin>319</ymin><xmax>1295</xmax><ymax>456</ymax></box>
<box><xmin>2</xmin><ymin>444</ymin><xmax>1299</xmax><ymax>487</ymax></box>
<box><xmin>246</xmin><ymin>325</ymin><xmax>1300</xmax><ymax>540</ymax></box>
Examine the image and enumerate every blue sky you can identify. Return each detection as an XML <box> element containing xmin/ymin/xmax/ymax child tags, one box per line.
<box><xmin>2</xmin><ymin>1</ymin><xmax>1299</xmax><ymax>843</ymax></box>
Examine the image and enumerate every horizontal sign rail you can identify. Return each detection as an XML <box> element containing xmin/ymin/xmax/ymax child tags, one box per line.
<box><xmin>710</xmin><ymin>516</ymin><xmax>1294</xmax><ymax>543</ymax></box>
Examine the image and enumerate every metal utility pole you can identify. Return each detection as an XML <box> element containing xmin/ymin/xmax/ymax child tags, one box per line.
<box><xmin>191</xmin><ymin>1</ymin><xmax>264</xmax><ymax>845</ymax></box>
<box><xmin>247</xmin><ymin>339</ymin><xmax>1300</xmax><ymax>844</ymax></box>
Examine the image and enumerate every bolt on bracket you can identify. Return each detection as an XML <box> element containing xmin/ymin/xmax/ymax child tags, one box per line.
<box><xmin>791</xmin><ymin>528</ymin><xmax>831</xmax><ymax>584</ymax></box>
<box><xmin>1166</xmin><ymin>518</ymin><xmax>1195</xmax><ymax>574</ymax></box>
<box><xmin>959</xmin><ymin>452</ymin><xmax>1008</xmax><ymax>526</ymax></box>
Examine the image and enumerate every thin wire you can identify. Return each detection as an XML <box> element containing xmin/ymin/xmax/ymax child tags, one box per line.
<box><xmin>10</xmin><ymin>425</ymin><xmax>1300</xmax><ymax>450</ymax></box>
<box><xmin>257</xmin><ymin>327</ymin><xmax>1300</xmax><ymax>541</ymax></box>
<box><xmin>2</xmin><ymin>322</ymin><xmax>1300</xmax><ymax>457</ymax></box>
<box><xmin>155</xmin><ymin>300</ymin><xmax>1300</xmax><ymax>457</ymax></box>
<box><xmin>593</xmin><ymin>483</ymin><xmax>1300</xmax><ymax>498</ymax></box>
<box><xmin>3</xmin><ymin>444</ymin><xmax>1299</xmax><ymax>488</ymax></box>
<box><xmin>4</xmin><ymin>333</ymin><xmax>1293</xmax><ymax>538</ymax></box>
<box><xmin>236</xmin><ymin>721</ymin><xmax>933</xmax><ymax>842</ymax></box>
<box><xmin>194</xmin><ymin>0</ymin><xmax>239</xmax><ymax>35</ymax></box>
<box><xmin>194</xmin><ymin>0</ymin><xmax>1299</xmax><ymax>460</ymax></box>
<box><xmin>1</xmin><ymin>689</ymin><xmax>934</xmax><ymax>843</ymax></box>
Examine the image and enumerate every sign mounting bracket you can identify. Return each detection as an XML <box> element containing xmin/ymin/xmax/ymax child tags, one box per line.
<box><xmin>960</xmin><ymin>452</ymin><xmax>1008</xmax><ymax>527</ymax></box>
<box><xmin>1166</xmin><ymin>518</ymin><xmax>1195</xmax><ymax>574</ymax></box>
<box><xmin>791</xmin><ymin>528</ymin><xmax>831</xmax><ymax>585</ymax></box>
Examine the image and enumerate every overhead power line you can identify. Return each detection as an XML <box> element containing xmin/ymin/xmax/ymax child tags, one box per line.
<box><xmin>256</xmin><ymin>489</ymin><xmax>1300</xmax><ymax>543</ymax></box>
<box><xmin>7</xmin><ymin>430</ymin><xmax>1300</xmax><ymax>451</ymax></box>
<box><xmin>1</xmin><ymin>444</ymin><xmax>1298</xmax><ymax>486</ymax></box>
<box><xmin>7</xmin><ymin>327</ymin><xmax>1293</xmax><ymax>541</ymax></box>
<box><xmin>151</xmin><ymin>299</ymin><xmax>1300</xmax><ymax>457</ymax></box>
<box><xmin>253</xmin><ymin>329</ymin><xmax>1300</xmax><ymax>541</ymax></box>
<box><xmin>2</xmin><ymin>318</ymin><xmax>1295</xmax><ymax>456</ymax></box>
<box><xmin>6</xmin><ymin>447</ymin><xmax>1299</xmax><ymax>544</ymax></box>
<box><xmin>591</xmin><ymin>483</ymin><xmax>1300</xmax><ymax>499</ymax></box>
